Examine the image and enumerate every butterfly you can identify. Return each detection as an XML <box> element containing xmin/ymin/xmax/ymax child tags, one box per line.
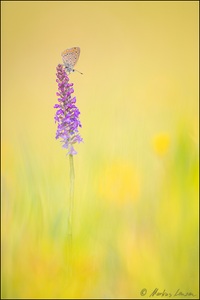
<box><xmin>61</xmin><ymin>47</ymin><xmax>83</xmax><ymax>75</ymax></box>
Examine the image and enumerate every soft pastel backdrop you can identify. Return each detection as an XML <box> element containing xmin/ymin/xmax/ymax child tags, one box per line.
<box><xmin>1</xmin><ymin>1</ymin><xmax>199</xmax><ymax>299</ymax></box>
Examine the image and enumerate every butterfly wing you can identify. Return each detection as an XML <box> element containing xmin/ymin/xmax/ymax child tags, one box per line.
<box><xmin>61</xmin><ymin>47</ymin><xmax>80</xmax><ymax>69</ymax></box>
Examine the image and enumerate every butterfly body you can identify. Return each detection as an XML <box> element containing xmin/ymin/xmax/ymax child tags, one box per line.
<box><xmin>61</xmin><ymin>47</ymin><xmax>82</xmax><ymax>74</ymax></box>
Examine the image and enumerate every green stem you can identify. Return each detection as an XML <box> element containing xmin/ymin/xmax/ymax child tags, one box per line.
<box><xmin>68</xmin><ymin>154</ymin><xmax>75</xmax><ymax>238</ymax></box>
<box><xmin>67</xmin><ymin>154</ymin><xmax>75</xmax><ymax>275</ymax></box>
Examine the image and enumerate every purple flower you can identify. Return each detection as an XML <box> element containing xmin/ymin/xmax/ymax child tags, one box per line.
<box><xmin>54</xmin><ymin>64</ymin><xmax>83</xmax><ymax>155</ymax></box>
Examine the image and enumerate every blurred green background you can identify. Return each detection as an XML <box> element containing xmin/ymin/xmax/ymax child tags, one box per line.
<box><xmin>1</xmin><ymin>1</ymin><xmax>199</xmax><ymax>299</ymax></box>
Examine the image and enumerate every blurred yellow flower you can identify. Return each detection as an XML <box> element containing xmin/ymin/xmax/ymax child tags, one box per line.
<box><xmin>152</xmin><ymin>133</ymin><xmax>170</xmax><ymax>156</ymax></box>
<box><xmin>98</xmin><ymin>161</ymin><xmax>140</xmax><ymax>204</ymax></box>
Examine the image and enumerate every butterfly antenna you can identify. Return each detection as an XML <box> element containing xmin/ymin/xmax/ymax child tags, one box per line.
<box><xmin>73</xmin><ymin>69</ymin><xmax>83</xmax><ymax>75</ymax></box>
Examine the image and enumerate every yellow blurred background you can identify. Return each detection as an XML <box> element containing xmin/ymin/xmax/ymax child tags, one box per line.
<box><xmin>1</xmin><ymin>1</ymin><xmax>199</xmax><ymax>299</ymax></box>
